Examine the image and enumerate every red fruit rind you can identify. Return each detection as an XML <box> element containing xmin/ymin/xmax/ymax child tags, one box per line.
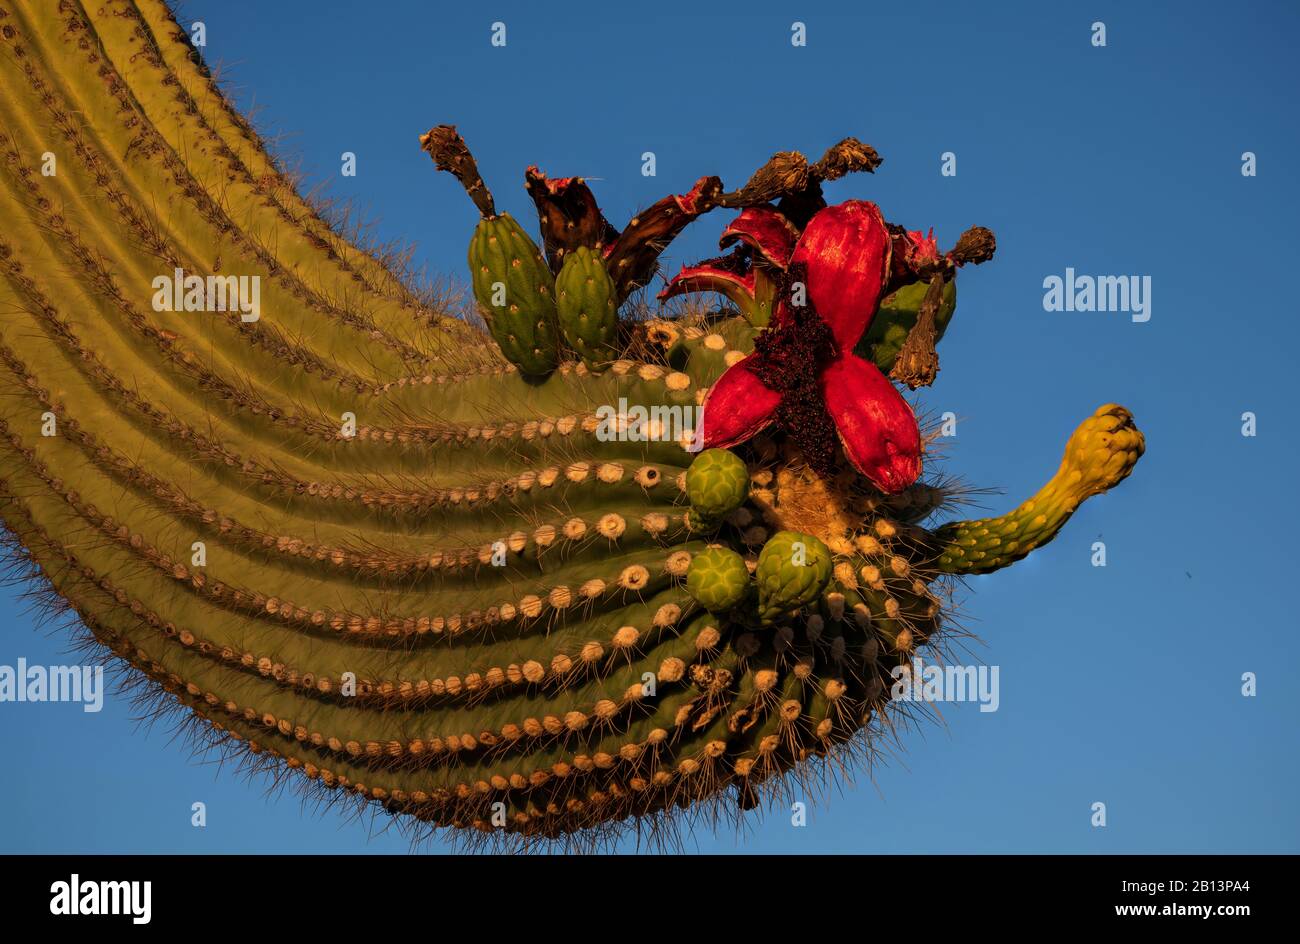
<box><xmin>524</xmin><ymin>166</ymin><xmax>619</xmax><ymax>272</ymax></box>
<box><xmin>888</xmin><ymin>228</ymin><xmax>941</xmax><ymax>285</ymax></box>
<box><xmin>819</xmin><ymin>353</ymin><xmax>922</xmax><ymax>493</ymax></box>
<box><xmin>606</xmin><ymin>176</ymin><xmax>724</xmax><ymax>300</ymax></box>
<box><xmin>719</xmin><ymin>206</ymin><xmax>799</xmax><ymax>270</ymax></box>
<box><xmin>789</xmin><ymin>200</ymin><xmax>892</xmax><ymax>351</ymax></box>
<box><xmin>659</xmin><ymin>263</ymin><xmax>758</xmax><ymax>319</ymax></box>
<box><xmin>700</xmin><ymin>355</ymin><xmax>781</xmax><ymax>449</ymax></box>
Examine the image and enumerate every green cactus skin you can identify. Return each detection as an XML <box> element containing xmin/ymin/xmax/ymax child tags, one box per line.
<box><xmin>750</xmin><ymin>270</ymin><xmax>777</xmax><ymax>328</ymax></box>
<box><xmin>469</xmin><ymin>214</ymin><xmax>560</xmax><ymax>377</ymax></box>
<box><xmin>685</xmin><ymin>448</ymin><xmax>750</xmax><ymax>524</ymax></box>
<box><xmin>858</xmin><ymin>279</ymin><xmax>957</xmax><ymax>373</ymax></box>
<box><xmin>555</xmin><ymin>246</ymin><xmax>619</xmax><ymax>371</ymax></box>
<box><xmin>755</xmin><ymin>531</ymin><xmax>833</xmax><ymax>624</ymax></box>
<box><xmin>685</xmin><ymin>547</ymin><xmax>752</xmax><ymax>612</ymax></box>
<box><xmin>0</xmin><ymin>2</ymin><xmax>1145</xmax><ymax>850</ymax></box>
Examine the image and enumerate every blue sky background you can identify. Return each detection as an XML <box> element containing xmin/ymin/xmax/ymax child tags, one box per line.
<box><xmin>2</xmin><ymin>0</ymin><xmax>1297</xmax><ymax>853</ymax></box>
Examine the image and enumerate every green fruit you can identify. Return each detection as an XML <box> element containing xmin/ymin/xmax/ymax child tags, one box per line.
<box><xmin>857</xmin><ymin>278</ymin><xmax>957</xmax><ymax>373</ymax></box>
<box><xmin>555</xmin><ymin>246</ymin><xmax>619</xmax><ymax>370</ymax></box>
<box><xmin>685</xmin><ymin>448</ymin><xmax>749</xmax><ymax>524</ymax></box>
<box><xmin>468</xmin><ymin>214</ymin><xmax>560</xmax><ymax>377</ymax></box>
<box><xmin>686</xmin><ymin>547</ymin><xmax>751</xmax><ymax>612</ymax></box>
<box><xmin>755</xmin><ymin>531</ymin><xmax>833</xmax><ymax>624</ymax></box>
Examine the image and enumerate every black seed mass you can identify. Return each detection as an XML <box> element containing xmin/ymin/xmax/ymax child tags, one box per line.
<box><xmin>749</xmin><ymin>263</ymin><xmax>840</xmax><ymax>478</ymax></box>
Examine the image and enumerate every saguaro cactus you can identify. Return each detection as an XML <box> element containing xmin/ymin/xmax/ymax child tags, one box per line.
<box><xmin>0</xmin><ymin>1</ymin><xmax>1142</xmax><ymax>849</ymax></box>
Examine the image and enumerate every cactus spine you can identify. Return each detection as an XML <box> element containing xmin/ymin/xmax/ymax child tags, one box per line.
<box><xmin>0</xmin><ymin>1</ymin><xmax>1144</xmax><ymax>850</ymax></box>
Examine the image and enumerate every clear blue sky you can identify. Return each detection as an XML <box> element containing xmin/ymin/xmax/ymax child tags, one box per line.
<box><xmin>2</xmin><ymin>0</ymin><xmax>1297</xmax><ymax>853</ymax></box>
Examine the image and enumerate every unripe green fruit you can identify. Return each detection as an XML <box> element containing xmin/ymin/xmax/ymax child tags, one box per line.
<box><xmin>685</xmin><ymin>448</ymin><xmax>749</xmax><ymax>524</ymax></box>
<box><xmin>858</xmin><ymin>278</ymin><xmax>957</xmax><ymax>373</ymax></box>
<box><xmin>555</xmin><ymin>246</ymin><xmax>619</xmax><ymax>370</ymax></box>
<box><xmin>755</xmin><ymin>530</ymin><xmax>832</xmax><ymax>625</ymax></box>
<box><xmin>686</xmin><ymin>547</ymin><xmax>751</xmax><ymax>612</ymax></box>
<box><xmin>468</xmin><ymin>214</ymin><xmax>560</xmax><ymax>377</ymax></box>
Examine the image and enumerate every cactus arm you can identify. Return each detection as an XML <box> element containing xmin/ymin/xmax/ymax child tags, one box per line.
<box><xmin>931</xmin><ymin>404</ymin><xmax>1145</xmax><ymax>575</ymax></box>
<box><xmin>0</xmin><ymin>2</ymin><xmax>1143</xmax><ymax>845</ymax></box>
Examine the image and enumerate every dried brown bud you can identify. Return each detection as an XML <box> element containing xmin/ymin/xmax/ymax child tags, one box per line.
<box><xmin>720</xmin><ymin>151</ymin><xmax>811</xmax><ymax>207</ymax></box>
<box><xmin>950</xmin><ymin>226</ymin><xmax>997</xmax><ymax>266</ymax></box>
<box><xmin>420</xmin><ymin>124</ymin><xmax>496</xmax><ymax>218</ymax></box>
<box><xmin>812</xmin><ymin>137</ymin><xmax>883</xmax><ymax>180</ymax></box>
<box><xmin>889</xmin><ymin>274</ymin><xmax>945</xmax><ymax>389</ymax></box>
